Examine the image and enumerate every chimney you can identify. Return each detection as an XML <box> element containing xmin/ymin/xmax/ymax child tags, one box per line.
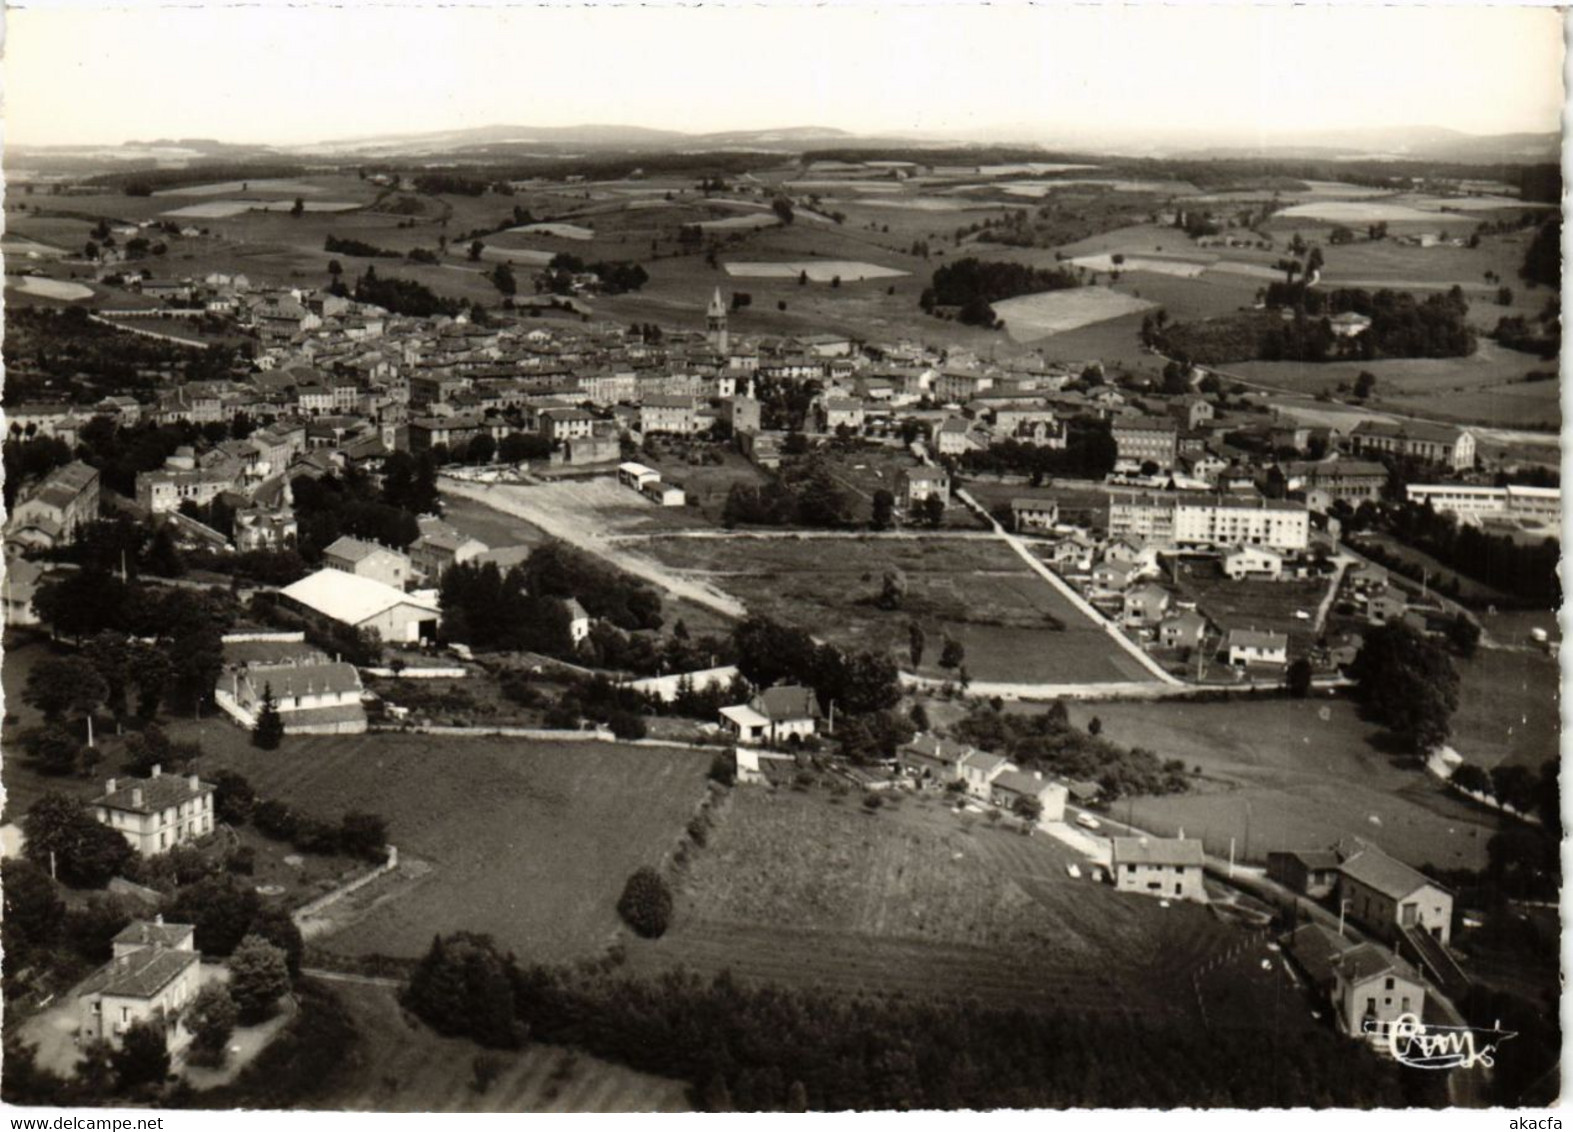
<box><xmin>150</xmin><ymin>764</ymin><xmax>162</xmax><ymax>778</ymax></box>
<box><xmin>189</xmin><ymin>774</ymin><xmax>200</xmax><ymax>794</ymax></box>
<box><xmin>132</xmin><ymin>787</ymin><xmax>144</xmax><ymax>807</ymax></box>
<box><xmin>107</xmin><ymin>777</ymin><xmax>118</xmax><ymax>795</ymax></box>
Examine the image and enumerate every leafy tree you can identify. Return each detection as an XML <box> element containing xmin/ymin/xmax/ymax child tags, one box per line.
<box><xmin>1349</xmin><ymin>623</ymin><xmax>1460</xmax><ymax>754</ymax></box>
<box><xmin>468</xmin><ymin>240</ymin><xmax>485</xmax><ymax>261</ymax></box>
<box><xmin>253</xmin><ymin>684</ymin><xmax>284</xmax><ymax>750</ymax></box>
<box><xmin>169</xmin><ymin>877</ymin><xmax>261</xmax><ymax>957</ymax></box>
<box><xmin>23</xmin><ymin>655</ymin><xmax>107</xmax><ymax>723</ymax></box>
<box><xmin>227</xmin><ymin>934</ymin><xmax>291</xmax><ymax>1023</ymax></box>
<box><xmin>871</xmin><ymin>489</ymin><xmax>895</xmax><ymax>531</ymax></box>
<box><xmin>111</xmin><ymin>1018</ymin><xmax>170</xmax><ymax>1090</ymax></box>
<box><xmin>212</xmin><ymin>770</ymin><xmax>256</xmax><ymax>825</ymax></box>
<box><xmin>1011</xmin><ymin>795</ymin><xmax>1044</xmax><ymax>822</ymax></box>
<box><xmin>489</xmin><ymin>263</ymin><xmax>517</xmax><ymax>296</ymax></box>
<box><xmin>616</xmin><ymin>867</ymin><xmax>673</xmax><ymax>938</ymax></box>
<box><xmin>247</xmin><ymin>905</ymin><xmax>305</xmax><ymax>978</ymax></box>
<box><xmin>876</xmin><ymin>567</ymin><xmax>907</xmax><ymax>611</ymax></box>
<box><xmin>1286</xmin><ymin>658</ymin><xmax>1313</xmax><ymax>698</ymax></box>
<box><xmin>23</xmin><ymin>794</ymin><xmax>134</xmax><ymax>888</ymax></box>
<box><xmin>403</xmin><ymin>932</ymin><xmax>525</xmax><ymax>1048</ymax></box>
<box><xmin>939</xmin><ymin>639</ymin><xmax>966</xmax><ymax>671</ymax></box>
<box><xmin>2</xmin><ymin>859</ymin><xmax>64</xmax><ymax>958</ymax></box>
<box><xmin>1354</xmin><ymin>371</ymin><xmax>1377</xmax><ymax>399</ymax></box>
<box><xmin>185</xmin><ymin>983</ymin><xmax>238</xmax><ymax>1067</ymax></box>
<box><xmin>22</xmin><ymin>726</ymin><xmax>86</xmax><ymax>777</ymax></box>
<box><xmin>1</xmin><ymin>1037</ymin><xmax>68</xmax><ymax>1107</ymax></box>
<box><xmin>1446</xmin><ymin>612</ymin><xmax>1482</xmax><ymax>659</ymax></box>
<box><xmin>339</xmin><ymin>811</ymin><xmax>389</xmax><ymax>861</ymax></box>
<box><xmin>920</xmin><ymin>495</ymin><xmax>946</xmax><ymax>528</ymax></box>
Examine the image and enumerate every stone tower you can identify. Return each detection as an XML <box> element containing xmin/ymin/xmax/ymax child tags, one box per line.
<box><xmin>706</xmin><ymin>287</ymin><xmax>729</xmax><ymax>356</ymax></box>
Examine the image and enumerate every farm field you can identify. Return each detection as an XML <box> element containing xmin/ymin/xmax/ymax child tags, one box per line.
<box><xmin>1225</xmin><ymin>341</ymin><xmax>1560</xmax><ymax>431</ymax></box>
<box><xmin>6</xmin><ymin>276</ymin><xmax>95</xmax><ymax>300</ymax></box>
<box><xmin>992</xmin><ymin>286</ymin><xmax>1158</xmax><ymax>343</ymax></box>
<box><xmin>1449</xmin><ymin>647</ymin><xmax>1561</xmax><ymax>772</ymax></box>
<box><xmin>641</xmin><ymin>535</ymin><xmax>1153</xmax><ymax>683</ymax></box>
<box><xmin>625</xmin><ymin>783</ymin><xmax>1305</xmax><ymax>1025</ymax></box>
<box><xmin>1056</xmin><ymin>698</ymin><xmax>1506</xmax><ymax>871</ymax></box>
<box><xmin>199</xmin><ymin>732</ymin><xmax>714</xmax><ymax>964</ymax></box>
<box><xmin>320</xmin><ymin>981</ymin><xmax>690</xmax><ymax>1112</ymax></box>
<box><xmin>1273</xmin><ymin>201</ymin><xmax>1475</xmax><ymax>224</ymax></box>
<box><xmin>723</xmin><ymin>260</ymin><xmax>908</xmax><ymax>282</ymax></box>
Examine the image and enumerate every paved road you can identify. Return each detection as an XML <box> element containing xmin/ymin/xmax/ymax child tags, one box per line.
<box><xmin>302</xmin><ymin>968</ymin><xmax>403</xmax><ymax>989</ymax></box>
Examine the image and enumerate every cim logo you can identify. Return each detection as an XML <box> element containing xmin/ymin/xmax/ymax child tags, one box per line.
<box><xmin>1367</xmin><ymin>1013</ymin><xmax>1516</xmax><ymax>1070</ymax></box>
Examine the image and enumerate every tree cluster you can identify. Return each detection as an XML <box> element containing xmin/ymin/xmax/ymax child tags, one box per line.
<box><xmin>920</xmin><ymin>258</ymin><xmax>1080</xmax><ymax>327</ymax></box>
<box><xmin>959</xmin><ymin>420</ymin><xmax>1118</xmax><ymax>483</ymax></box>
<box><xmin>1347</xmin><ymin>622</ymin><xmax>1460</xmax><ymax>754</ymax></box>
<box><xmin>952</xmin><ymin>701</ymin><xmax>1188</xmax><ymax>799</ymax></box>
<box><xmin>395</xmin><ymin>953</ymin><xmax>1427</xmax><ymax>1109</ymax></box>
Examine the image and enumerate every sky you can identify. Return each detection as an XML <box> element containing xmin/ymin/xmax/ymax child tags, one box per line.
<box><xmin>5</xmin><ymin>3</ymin><xmax>1567</xmax><ymax>148</ymax></box>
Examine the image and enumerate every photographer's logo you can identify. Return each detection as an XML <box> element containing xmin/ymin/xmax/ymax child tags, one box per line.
<box><xmin>1367</xmin><ymin>1013</ymin><xmax>1516</xmax><ymax>1070</ymax></box>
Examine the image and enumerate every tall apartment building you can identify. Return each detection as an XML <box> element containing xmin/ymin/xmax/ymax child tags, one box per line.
<box><xmin>1108</xmin><ymin>492</ymin><xmax>1309</xmax><ymax>551</ymax></box>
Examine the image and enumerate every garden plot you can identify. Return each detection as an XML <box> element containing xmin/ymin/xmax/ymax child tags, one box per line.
<box><xmin>992</xmin><ymin>286</ymin><xmax>1158</xmax><ymax>342</ymax></box>
<box><xmin>724</xmin><ymin>260</ymin><xmax>909</xmax><ymax>282</ymax></box>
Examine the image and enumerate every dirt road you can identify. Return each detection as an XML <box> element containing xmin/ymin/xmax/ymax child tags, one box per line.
<box><xmin>440</xmin><ymin>476</ymin><xmax>749</xmax><ymax>620</ymax></box>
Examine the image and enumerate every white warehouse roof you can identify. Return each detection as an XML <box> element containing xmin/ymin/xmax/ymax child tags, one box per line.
<box><xmin>280</xmin><ymin>568</ymin><xmax>438</xmax><ymax>628</ymax></box>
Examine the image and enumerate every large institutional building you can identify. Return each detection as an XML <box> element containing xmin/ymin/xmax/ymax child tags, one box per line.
<box><xmin>1108</xmin><ymin>491</ymin><xmax>1310</xmax><ymax>551</ymax></box>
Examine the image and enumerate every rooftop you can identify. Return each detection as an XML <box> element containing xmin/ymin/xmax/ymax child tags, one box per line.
<box><xmin>280</xmin><ymin>568</ymin><xmax>438</xmax><ymax>627</ymax></box>
<box><xmin>1111</xmin><ymin>836</ymin><xmax>1206</xmax><ymax>867</ymax></box>
<box><xmin>97</xmin><ymin>770</ymin><xmax>213</xmax><ymax>815</ymax></box>
<box><xmin>77</xmin><ymin>945</ymin><xmax>199</xmax><ymax>1001</ymax></box>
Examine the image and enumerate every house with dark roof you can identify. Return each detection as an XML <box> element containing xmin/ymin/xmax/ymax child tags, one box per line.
<box><xmin>78</xmin><ymin>917</ymin><xmax>201</xmax><ymax>1052</ymax></box>
<box><xmin>1226</xmin><ymin>628</ymin><xmax>1288</xmax><ymax>667</ymax></box>
<box><xmin>1110</xmin><ymin>836</ymin><xmax>1208</xmax><ymax>902</ymax></box>
<box><xmin>990</xmin><ymin>769</ymin><xmax>1067</xmax><ymax>821</ymax></box>
<box><xmin>93</xmin><ymin>768</ymin><xmax>216</xmax><ymax>857</ymax></box>
<box><xmin>897</xmin><ymin>734</ymin><xmax>974</xmax><ymax>786</ymax></box>
<box><xmin>1331</xmin><ymin>943</ymin><xmax>1426</xmax><ymax>1047</ymax></box>
<box><xmin>223</xmin><ymin>659</ymin><xmax>367</xmax><ymax>735</ymax></box>
<box><xmin>322</xmin><ymin>535</ymin><xmax>412</xmax><ymax>590</ymax></box>
<box><xmin>896</xmin><ymin>466</ymin><xmax>949</xmax><ymax>511</ymax></box>
<box><xmin>6</xmin><ymin>461</ymin><xmax>100</xmax><ymax>553</ymax></box>
<box><xmin>959</xmin><ymin>750</ymin><xmax>1011</xmax><ymax>800</ymax></box>
<box><xmin>409</xmin><ymin>518</ymin><xmax>488</xmax><ymax>583</ymax></box>
<box><xmin>1266</xmin><ymin>848</ymin><xmax>1342</xmax><ymax>899</ymax></box>
<box><xmin>718</xmin><ymin>684</ymin><xmax>821</xmax><ymax>746</ymax></box>
<box><xmin>1337</xmin><ymin>843</ymin><xmax>1454</xmax><ymax>946</ymax></box>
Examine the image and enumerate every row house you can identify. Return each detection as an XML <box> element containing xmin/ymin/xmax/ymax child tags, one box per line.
<box><xmin>7</xmin><ymin>461</ymin><xmax>102</xmax><ymax>554</ymax></box>
<box><xmin>640</xmin><ymin>395</ymin><xmax>705</xmax><ymax>435</ymax></box>
<box><xmin>1349</xmin><ymin>420</ymin><xmax>1475</xmax><ymax>471</ymax></box>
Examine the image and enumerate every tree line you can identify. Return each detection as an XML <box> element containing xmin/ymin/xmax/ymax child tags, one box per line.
<box><xmin>398</xmin><ymin>932</ymin><xmax>1428</xmax><ymax>1109</ymax></box>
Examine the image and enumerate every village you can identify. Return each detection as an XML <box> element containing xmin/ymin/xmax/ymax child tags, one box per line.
<box><xmin>0</xmin><ymin>16</ymin><xmax>1563</xmax><ymax>1105</ymax></box>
